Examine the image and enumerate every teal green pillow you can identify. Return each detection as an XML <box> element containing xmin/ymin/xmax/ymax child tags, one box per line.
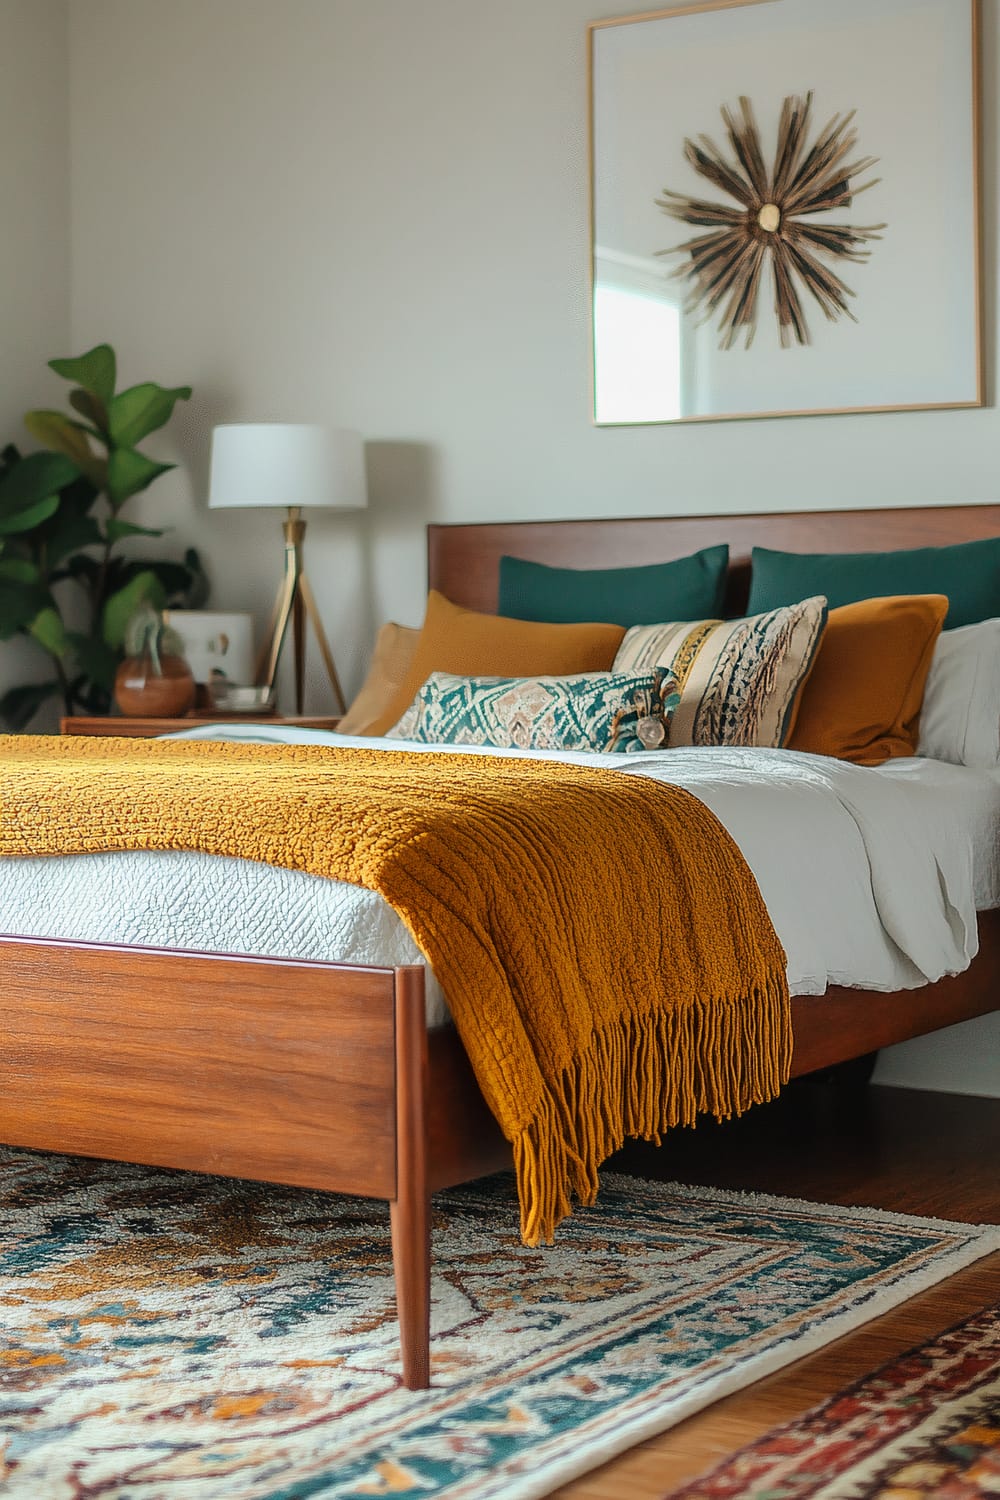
<box><xmin>387</xmin><ymin>669</ymin><xmax>681</xmax><ymax>753</ymax></box>
<box><xmin>498</xmin><ymin>546</ymin><xmax>729</xmax><ymax>627</ymax></box>
<box><xmin>747</xmin><ymin>536</ymin><xmax>1000</xmax><ymax>629</ymax></box>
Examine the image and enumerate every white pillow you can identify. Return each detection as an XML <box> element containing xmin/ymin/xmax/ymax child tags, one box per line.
<box><xmin>917</xmin><ymin>618</ymin><xmax>1000</xmax><ymax>768</ymax></box>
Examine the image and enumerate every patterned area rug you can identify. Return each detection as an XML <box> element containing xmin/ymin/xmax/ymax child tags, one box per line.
<box><xmin>1</xmin><ymin>1147</ymin><xmax>998</xmax><ymax>1500</ymax></box>
<box><xmin>666</xmin><ymin>1303</ymin><xmax>1000</xmax><ymax>1499</ymax></box>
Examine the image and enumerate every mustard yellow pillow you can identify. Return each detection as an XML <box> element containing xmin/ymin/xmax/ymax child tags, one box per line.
<box><xmin>339</xmin><ymin>622</ymin><xmax>420</xmax><ymax>735</ymax></box>
<box><xmin>365</xmin><ymin>590</ymin><xmax>626</xmax><ymax>738</ymax></box>
<box><xmin>788</xmin><ymin>594</ymin><xmax>948</xmax><ymax>765</ymax></box>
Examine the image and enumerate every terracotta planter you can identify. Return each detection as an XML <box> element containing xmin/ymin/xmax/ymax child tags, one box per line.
<box><xmin>114</xmin><ymin>654</ymin><xmax>196</xmax><ymax>718</ymax></box>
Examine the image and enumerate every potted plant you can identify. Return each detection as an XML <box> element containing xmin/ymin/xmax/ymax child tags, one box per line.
<box><xmin>0</xmin><ymin>344</ymin><xmax>206</xmax><ymax>729</ymax></box>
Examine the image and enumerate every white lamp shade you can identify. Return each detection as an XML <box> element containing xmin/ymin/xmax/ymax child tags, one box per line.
<box><xmin>208</xmin><ymin>423</ymin><xmax>366</xmax><ymax>511</ymax></box>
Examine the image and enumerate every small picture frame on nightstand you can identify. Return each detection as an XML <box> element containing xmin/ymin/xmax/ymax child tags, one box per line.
<box><xmin>163</xmin><ymin>611</ymin><xmax>255</xmax><ymax>688</ymax></box>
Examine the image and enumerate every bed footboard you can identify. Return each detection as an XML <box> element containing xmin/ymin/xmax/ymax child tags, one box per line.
<box><xmin>0</xmin><ymin>936</ymin><xmax>458</xmax><ymax>1388</ymax></box>
<box><xmin>0</xmin><ymin>937</ymin><xmax>404</xmax><ymax>1193</ymax></box>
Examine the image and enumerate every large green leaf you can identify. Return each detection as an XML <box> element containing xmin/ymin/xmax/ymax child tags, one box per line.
<box><xmin>66</xmin><ymin>631</ymin><xmax>119</xmax><ymax>694</ymax></box>
<box><xmin>23</xmin><ymin>410</ymin><xmax>106</xmax><ymax>486</ymax></box>
<box><xmin>0</xmin><ymin>494</ymin><xmax>60</xmax><ymax>536</ymax></box>
<box><xmin>107</xmin><ymin>382</ymin><xmax>192</xmax><ymax>448</ymax></box>
<box><xmin>101</xmin><ymin>570</ymin><xmax>165</xmax><ymax>649</ymax></box>
<box><xmin>28</xmin><ymin>606</ymin><xmax>67</xmax><ymax>658</ymax></box>
<box><xmin>37</xmin><ymin>508</ymin><xmax>103</xmax><ymax>570</ymax></box>
<box><xmin>0</xmin><ymin>679</ymin><xmax>61</xmax><ymax>731</ymax></box>
<box><xmin>69</xmin><ymin>388</ymin><xmax>109</xmax><ymax>437</ymax></box>
<box><xmin>104</xmin><ymin>518</ymin><xmax>164</xmax><ymax>544</ymax></box>
<box><xmin>0</xmin><ymin>578</ymin><xmax>51</xmax><ymax>637</ymax></box>
<box><xmin>106</xmin><ymin>448</ymin><xmax>174</xmax><ymax>509</ymax></box>
<box><xmin>0</xmin><ymin>450</ymin><xmax>80</xmax><ymax>502</ymax></box>
<box><xmin>0</xmin><ymin>558</ymin><xmax>40</xmax><ymax>584</ymax></box>
<box><xmin>49</xmin><ymin>344</ymin><xmax>116</xmax><ymax>408</ymax></box>
<box><xmin>0</xmin><ymin>451</ymin><xmax>80</xmax><ymax>534</ymax></box>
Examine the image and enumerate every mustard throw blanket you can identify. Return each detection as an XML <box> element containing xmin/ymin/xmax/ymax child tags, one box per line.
<box><xmin>0</xmin><ymin>736</ymin><xmax>790</xmax><ymax>1243</ymax></box>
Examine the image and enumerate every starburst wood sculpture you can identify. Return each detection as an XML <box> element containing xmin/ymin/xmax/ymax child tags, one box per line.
<box><xmin>656</xmin><ymin>93</ymin><xmax>885</xmax><ymax>350</ymax></box>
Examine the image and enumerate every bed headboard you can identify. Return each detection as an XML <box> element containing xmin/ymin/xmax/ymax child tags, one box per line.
<box><xmin>428</xmin><ymin>505</ymin><xmax>1000</xmax><ymax>617</ymax></box>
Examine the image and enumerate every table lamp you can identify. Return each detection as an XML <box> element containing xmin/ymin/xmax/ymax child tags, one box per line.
<box><xmin>208</xmin><ymin>423</ymin><xmax>366</xmax><ymax>714</ymax></box>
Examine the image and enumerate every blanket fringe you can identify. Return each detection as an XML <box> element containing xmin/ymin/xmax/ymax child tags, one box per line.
<box><xmin>513</xmin><ymin>978</ymin><xmax>791</xmax><ymax>1245</ymax></box>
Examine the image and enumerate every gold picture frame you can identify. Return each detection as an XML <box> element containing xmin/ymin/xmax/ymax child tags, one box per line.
<box><xmin>588</xmin><ymin>0</ymin><xmax>982</xmax><ymax>425</ymax></box>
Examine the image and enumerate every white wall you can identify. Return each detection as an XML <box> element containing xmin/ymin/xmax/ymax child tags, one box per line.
<box><xmin>874</xmin><ymin>1013</ymin><xmax>1000</xmax><ymax>1099</ymax></box>
<box><xmin>24</xmin><ymin>0</ymin><xmax>1000</xmax><ymax>1096</ymax></box>
<box><xmin>66</xmin><ymin>2</ymin><xmax>1000</xmax><ymax>665</ymax></box>
<box><xmin>0</xmin><ymin>0</ymin><xmax>70</xmax><ymax>727</ymax></box>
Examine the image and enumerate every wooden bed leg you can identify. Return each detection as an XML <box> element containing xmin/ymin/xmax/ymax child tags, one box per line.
<box><xmin>391</xmin><ymin>966</ymin><xmax>431</xmax><ymax>1390</ymax></box>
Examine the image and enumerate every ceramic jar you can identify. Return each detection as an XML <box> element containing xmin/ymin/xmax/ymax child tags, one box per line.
<box><xmin>113</xmin><ymin>653</ymin><xmax>196</xmax><ymax>717</ymax></box>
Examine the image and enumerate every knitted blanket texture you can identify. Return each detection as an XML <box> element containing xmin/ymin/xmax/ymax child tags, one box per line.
<box><xmin>0</xmin><ymin>735</ymin><xmax>791</xmax><ymax>1242</ymax></box>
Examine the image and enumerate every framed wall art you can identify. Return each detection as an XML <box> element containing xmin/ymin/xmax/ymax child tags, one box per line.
<box><xmin>588</xmin><ymin>0</ymin><xmax>982</xmax><ymax>424</ymax></box>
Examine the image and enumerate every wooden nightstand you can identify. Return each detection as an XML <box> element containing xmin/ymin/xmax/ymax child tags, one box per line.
<box><xmin>61</xmin><ymin>715</ymin><xmax>342</xmax><ymax>738</ymax></box>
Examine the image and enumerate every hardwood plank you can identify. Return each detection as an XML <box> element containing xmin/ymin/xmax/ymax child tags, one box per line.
<box><xmin>0</xmin><ymin>936</ymin><xmax>399</xmax><ymax>1196</ymax></box>
<box><xmin>611</xmin><ymin>1080</ymin><xmax>1000</xmax><ymax>1222</ymax></box>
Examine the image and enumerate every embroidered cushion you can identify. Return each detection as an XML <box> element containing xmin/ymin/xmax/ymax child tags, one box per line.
<box><xmin>363</xmin><ymin>591</ymin><xmax>625</xmax><ymax>737</ymax></box>
<box><xmin>388</xmin><ymin>669</ymin><xmax>681</xmax><ymax>754</ymax></box>
<box><xmin>613</xmin><ymin>596</ymin><xmax>828</xmax><ymax>748</ymax></box>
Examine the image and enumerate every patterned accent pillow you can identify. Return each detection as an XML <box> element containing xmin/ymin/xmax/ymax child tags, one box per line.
<box><xmin>613</xmin><ymin>596</ymin><xmax>828</xmax><ymax>748</ymax></box>
<box><xmin>388</xmin><ymin>670</ymin><xmax>681</xmax><ymax>754</ymax></box>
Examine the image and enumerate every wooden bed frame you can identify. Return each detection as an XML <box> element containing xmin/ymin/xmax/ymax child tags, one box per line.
<box><xmin>1</xmin><ymin>504</ymin><xmax>998</xmax><ymax>1390</ymax></box>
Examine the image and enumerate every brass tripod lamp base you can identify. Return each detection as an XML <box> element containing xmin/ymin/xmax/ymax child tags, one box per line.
<box><xmin>256</xmin><ymin>507</ymin><xmax>347</xmax><ymax>715</ymax></box>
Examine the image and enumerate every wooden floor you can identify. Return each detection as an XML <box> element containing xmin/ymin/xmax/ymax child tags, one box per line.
<box><xmin>552</xmin><ymin>1081</ymin><xmax>1000</xmax><ymax>1500</ymax></box>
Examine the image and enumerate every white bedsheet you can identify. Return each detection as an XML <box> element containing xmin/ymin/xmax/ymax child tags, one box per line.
<box><xmin>0</xmin><ymin>726</ymin><xmax>993</xmax><ymax>1027</ymax></box>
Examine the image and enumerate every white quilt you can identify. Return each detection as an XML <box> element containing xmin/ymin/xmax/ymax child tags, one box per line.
<box><xmin>0</xmin><ymin>726</ymin><xmax>986</xmax><ymax>1027</ymax></box>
